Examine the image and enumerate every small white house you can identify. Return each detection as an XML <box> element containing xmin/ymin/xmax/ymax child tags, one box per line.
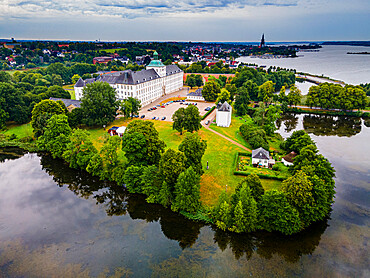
<box><xmin>216</xmin><ymin>101</ymin><xmax>232</xmax><ymax>127</ymax></box>
<box><xmin>187</xmin><ymin>88</ymin><xmax>205</xmax><ymax>101</ymax></box>
<box><xmin>252</xmin><ymin>147</ymin><xmax>270</xmax><ymax>168</ymax></box>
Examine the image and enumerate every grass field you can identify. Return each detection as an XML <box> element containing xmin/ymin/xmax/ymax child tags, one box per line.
<box><xmin>100</xmin><ymin>48</ymin><xmax>127</xmax><ymax>53</ymax></box>
<box><xmin>2</xmin><ymin>117</ymin><xmax>282</xmax><ymax>207</ymax></box>
<box><xmin>63</xmin><ymin>85</ymin><xmax>75</xmax><ymax>99</ymax></box>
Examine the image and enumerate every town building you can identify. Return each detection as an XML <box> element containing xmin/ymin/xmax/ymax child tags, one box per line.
<box><xmin>93</xmin><ymin>56</ymin><xmax>113</xmax><ymax>65</ymax></box>
<box><xmin>49</xmin><ymin>97</ymin><xmax>81</xmax><ymax>112</ymax></box>
<box><xmin>216</xmin><ymin>101</ymin><xmax>232</xmax><ymax>127</ymax></box>
<box><xmin>74</xmin><ymin>51</ymin><xmax>183</xmax><ymax>107</ymax></box>
<box><xmin>187</xmin><ymin>88</ymin><xmax>205</xmax><ymax>101</ymax></box>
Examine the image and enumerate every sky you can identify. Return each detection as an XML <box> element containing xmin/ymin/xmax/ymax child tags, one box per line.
<box><xmin>0</xmin><ymin>0</ymin><xmax>369</xmax><ymax>42</ymax></box>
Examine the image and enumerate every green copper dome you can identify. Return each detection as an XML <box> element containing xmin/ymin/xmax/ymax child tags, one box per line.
<box><xmin>147</xmin><ymin>51</ymin><xmax>165</xmax><ymax>67</ymax></box>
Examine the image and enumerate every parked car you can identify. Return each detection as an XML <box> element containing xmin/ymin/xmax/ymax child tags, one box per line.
<box><xmin>205</xmin><ymin>107</ymin><xmax>211</xmax><ymax>111</ymax></box>
<box><xmin>152</xmin><ymin>117</ymin><xmax>156</xmax><ymax>120</ymax></box>
<box><xmin>161</xmin><ymin>105</ymin><xmax>165</xmax><ymax>108</ymax></box>
<box><xmin>161</xmin><ymin>116</ymin><xmax>166</xmax><ymax>120</ymax></box>
<box><xmin>140</xmin><ymin>115</ymin><xmax>145</xmax><ymax>118</ymax></box>
<box><xmin>206</xmin><ymin>120</ymin><xmax>210</xmax><ymax>125</ymax></box>
<box><xmin>156</xmin><ymin>117</ymin><xmax>160</xmax><ymax>120</ymax></box>
<box><xmin>148</xmin><ymin>108</ymin><xmax>152</xmax><ymax>111</ymax></box>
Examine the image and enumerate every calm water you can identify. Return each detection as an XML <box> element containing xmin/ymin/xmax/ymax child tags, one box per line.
<box><xmin>237</xmin><ymin>45</ymin><xmax>370</xmax><ymax>85</ymax></box>
<box><xmin>0</xmin><ymin>114</ymin><xmax>369</xmax><ymax>277</ymax></box>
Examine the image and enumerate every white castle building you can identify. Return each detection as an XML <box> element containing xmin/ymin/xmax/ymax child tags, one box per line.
<box><xmin>74</xmin><ymin>51</ymin><xmax>183</xmax><ymax>107</ymax></box>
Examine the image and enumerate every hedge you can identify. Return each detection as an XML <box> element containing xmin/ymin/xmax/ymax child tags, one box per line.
<box><xmin>202</xmin><ymin>106</ymin><xmax>216</xmax><ymax>120</ymax></box>
<box><xmin>233</xmin><ymin>171</ymin><xmax>286</xmax><ymax>181</ymax></box>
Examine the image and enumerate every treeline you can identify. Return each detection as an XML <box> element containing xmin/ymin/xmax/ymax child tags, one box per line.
<box><xmin>306</xmin><ymin>83</ymin><xmax>367</xmax><ymax>111</ymax></box>
<box><xmin>360</xmin><ymin>83</ymin><xmax>370</xmax><ymax>96</ymax></box>
<box><xmin>211</xmin><ymin>130</ymin><xmax>335</xmax><ymax>235</ymax></box>
<box><xmin>35</xmin><ymin>113</ymin><xmax>208</xmax><ymax>217</ymax></box>
<box><xmin>0</xmin><ymin>71</ymin><xmax>72</xmax><ymax>128</ymax></box>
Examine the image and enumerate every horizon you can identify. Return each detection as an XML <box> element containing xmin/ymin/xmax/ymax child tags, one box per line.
<box><xmin>1</xmin><ymin>1</ymin><xmax>370</xmax><ymax>41</ymax></box>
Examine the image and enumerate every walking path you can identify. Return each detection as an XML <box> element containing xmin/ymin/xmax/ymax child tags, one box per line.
<box><xmin>201</xmin><ymin>111</ymin><xmax>252</xmax><ymax>152</ymax></box>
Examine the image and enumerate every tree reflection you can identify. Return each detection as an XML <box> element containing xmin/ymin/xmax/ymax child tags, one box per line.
<box><xmin>39</xmin><ymin>152</ymin><xmax>327</xmax><ymax>261</ymax></box>
<box><xmin>280</xmin><ymin>113</ymin><xmax>299</xmax><ymax>132</ymax></box>
<box><xmin>0</xmin><ymin>147</ymin><xmax>28</xmax><ymax>162</ymax></box>
<box><xmin>213</xmin><ymin>218</ymin><xmax>328</xmax><ymax>262</ymax></box>
<box><xmin>303</xmin><ymin>115</ymin><xmax>361</xmax><ymax>137</ymax></box>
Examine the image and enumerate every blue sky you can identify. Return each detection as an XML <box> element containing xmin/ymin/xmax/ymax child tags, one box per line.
<box><xmin>1</xmin><ymin>0</ymin><xmax>369</xmax><ymax>41</ymax></box>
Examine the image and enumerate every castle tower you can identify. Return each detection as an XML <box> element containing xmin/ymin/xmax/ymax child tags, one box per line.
<box><xmin>146</xmin><ymin>51</ymin><xmax>166</xmax><ymax>77</ymax></box>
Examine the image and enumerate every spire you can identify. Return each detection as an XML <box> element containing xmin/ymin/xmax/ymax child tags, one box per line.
<box><xmin>153</xmin><ymin>51</ymin><xmax>159</xmax><ymax>60</ymax></box>
<box><xmin>260</xmin><ymin>34</ymin><xmax>265</xmax><ymax>48</ymax></box>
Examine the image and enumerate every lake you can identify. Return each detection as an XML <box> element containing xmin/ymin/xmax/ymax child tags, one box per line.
<box><xmin>237</xmin><ymin>45</ymin><xmax>370</xmax><ymax>85</ymax></box>
<box><xmin>0</xmin><ymin>114</ymin><xmax>369</xmax><ymax>277</ymax></box>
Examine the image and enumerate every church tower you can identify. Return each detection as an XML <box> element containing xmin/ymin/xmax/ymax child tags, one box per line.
<box><xmin>260</xmin><ymin>34</ymin><xmax>265</xmax><ymax>48</ymax></box>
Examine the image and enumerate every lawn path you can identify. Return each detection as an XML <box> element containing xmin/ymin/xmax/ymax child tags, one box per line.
<box><xmin>202</xmin><ymin>123</ymin><xmax>251</xmax><ymax>152</ymax></box>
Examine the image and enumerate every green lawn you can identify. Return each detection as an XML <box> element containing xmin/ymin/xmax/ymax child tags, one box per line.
<box><xmin>2</xmin><ymin>123</ymin><xmax>33</xmax><ymax>138</ymax></box>
<box><xmin>63</xmin><ymin>85</ymin><xmax>75</xmax><ymax>99</ymax></box>
<box><xmin>100</xmin><ymin>48</ymin><xmax>127</xmax><ymax>53</ymax></box>
<box><xmin>2</xmin><ymin>117</ymin><xmax>283</xmax><ymax>207</ymax></box>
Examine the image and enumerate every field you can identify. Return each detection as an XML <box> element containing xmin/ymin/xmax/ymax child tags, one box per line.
<box><xmin>100</xmin><ymin>48</ymin><xmax>127</xmax><ymax>53</ymax></box>
<box><xmin>2</xmin><ymin>117</ymin><xmax>283</xmax><ymax>207</ymax></box>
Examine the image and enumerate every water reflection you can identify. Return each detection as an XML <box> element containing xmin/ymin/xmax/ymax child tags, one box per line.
<box><xmin>303</xmin><ymin>115</ymin><xmax>362</xmax><ymax>137</ymax></box>
<box><xmin>0</xmin><ymin>146</ymin><xmax>28</xmax><ymax>162</ymax></box>
<box><xmin>278</xmin><ymin>113</ymin><xmax>363</xmax><ymax>137</ymax></box>
<box><xmin>37</xmin><ymin>152</ymin><xmax>328</xmax><ymax>260</ymax></box>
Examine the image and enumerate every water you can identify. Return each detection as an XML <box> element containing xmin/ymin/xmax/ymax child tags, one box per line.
<box><xmin>0</xmin><ymin>114</ymin><xmax>369</xmax><ymax>277</ymax></box>
<box><xmin>237</xmin><ymin>45</ymin><xmax>370</xmax><ymax>85</ymax></box>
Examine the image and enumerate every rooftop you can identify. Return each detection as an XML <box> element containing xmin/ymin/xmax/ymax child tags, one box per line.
<box><xmin>49</xmin><ymin>97</ymin><xmax>81</xmax><ymax>108</ymax></box>
<box><xmin>252</xmin><ymin>147</ymin><xmax>269</xmax><ymax>160</ymax></box>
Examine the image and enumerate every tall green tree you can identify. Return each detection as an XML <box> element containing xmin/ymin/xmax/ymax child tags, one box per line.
<box><xmin>37</xmin><ymin>114</ymin><xmax>72</xmax><ymax>159</ymax></box>
<box><xmin>124</xmin><ymin>165</ymin><xmax>144</xmax><ymax>193</ymax></box>
<box><xmin>202</xmin><ymin>80</ymin><xmax>221</xmax><ymax>101</ymax></box>
<box><xmin>62</xmin><ymin>129</ymin><xmax>97</xmax><ymax>170</ymax></box>
<box><xmin>283</xmin><ymin>130</ymin><xmax>315</xmax><ymax>154</ymax></box>
<box><xmin>173</xmin><ymin>167</ymin><xmax>201</xmax><ymax>213</ymax></box>
<box><xmin>258</xmin><ymin>190</ymin><xmax>301</xmax><ymax>235</ymax></box>
<box><xmin>217</xmin><ymin>88</ymin><xmax>230</xmax><ymax>103</ymax></box>
<box><xmin>172</xmin><ymin>105</ymin><xmax>202</xmax><ymax>134</ymax></box>
<box><xmin>287</xmin><ymin>85</ymin><xmax>302</xmax><ymax>106</ymax></box>
<box><xmin>178</xmin><ymin>133</ymin><xmax>207</xmax><ymax>175</ymax></box>
<box><xmin>80</xmin><ymin>81</ymin><xmax>119</xmax><ymax>126</ymax></box>
<box><xmin>159</xmin><ymin>148</ymin><xmax>186</xmax><ymax>190</ymax></box>
<box><xmin>172</xmin><ymin>107</ymin><xmax>186</xmax><ymax>134</ymax></box>
<box><xmin>31</xmin><ymin>99</ymin><xmax>67</xmax><ymax>137</ymax></box>
<box><xmin>258</xmin><ymin>81</ymin><xmax>275</xmax><ymax>103</ymax></box>
<box><xmin>124</xmin><ymin>120</ymin><xmax>166</xmax><ymax>165</ymax></box>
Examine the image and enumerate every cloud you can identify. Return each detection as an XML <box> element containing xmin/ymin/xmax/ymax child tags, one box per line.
<box><xmin>1</xmin><ymin>0</ymin><xmax>299</xmax><ymax>20</ymax></box>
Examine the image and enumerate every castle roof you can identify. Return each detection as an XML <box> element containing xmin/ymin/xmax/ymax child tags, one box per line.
<box><xmin>217</xmin><ymin>101</ymin><xmax>231</xmax><ymax>112</ymax></box>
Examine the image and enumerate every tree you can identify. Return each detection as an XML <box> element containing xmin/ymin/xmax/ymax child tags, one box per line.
<box><xmin>172</xmin><ymin>107</ymin><xmax>186</xmax><ymax>134</ymax></box>
<box><xmin>283</xmin><ymin>130</ymin><xmax>315</xmax><ymax>154</ymax></box>
<box><xmin>172</xmin><ymin>105</ymin><xmax>202</xmax><ymax>134</ymax></box>
<box><xmin>121</xmin><ymin>97</ymin><xmax>141</xmax><ymax>117</ymax></box>
<box><xmin>80</xmin><ymin>81</ymin><xmax>119</xmax><ymax>126</ymax></box>
<box><xmin>178</xmin><ymin>133</ymin><xmax>207</xmax><ymax>175</ymax></box>
<box><xmin>124</xmin><ymin>165</ymin><xmax>144</xmax><ymax>193</ymax></box>
<box><xmin>37</xmin><ymin>114</ymin><xmax>72</xmax><ymax>159</ymax></box>
<box><xmin>212</xmin><ymin>190</ymin><xmax>232</xmax><ymax>231</ymax></box>
<box><xmin>87</xmin><ymin>136</ymin><xmax>121</xmax><ymax>180</ymax></box>
<box><xmin>72</xmin><ymin>74</ymin><xmax>81</xmax><ymax>84</ymax></box>
<box><xmin>67</xmin><ymin>108</ymin><xmax>84</xmax><ymax>128</ymax></box>
<box><xmin>258</xmin><ymin>190</ymin><xmax>301</xmax><ymax>235</ymax></box>
<box><xmin>202</xmin><ymin>80</ymin><xmax>221</xmax><ymax>101</ymax></box>
<box><xmin>230</xmin><ymin>184</ymin><xmax>258</xmax><ymax>233</ymax></box>
<box><xmin>141</xmin><ymin>165</ymin><xmax>162</xmax><ymax>203</ymax></box>
<box><xmin>46</xmin><ymin>62</ymin><xmax>71</xmax><ymax>83</ymax></box>
<box><xmin>217</xmin><ymin>88</ymin><xmax>230</xmax><ymax>103</ymax></box>
<box><xmin>239</xmin><ymin>174</ymin><xmax>264</xmax><ymax>201</ymax></box>
<box><xmin>183</xmin><ymin>105</ymin><xmax>202</xmax><ymax>133</ymax></box>
<box><xmin>234</xmin><ymin>86</ymin><xmax>250</xmax><ymax>116</ymax></box>
<box><xmin>195</xmin><ymin>75</ymin><xmax>204</xmax><ymax>87</ymax></box>
<box><xmin>122</xmin><ymin>132</ymin><xmax>147</xmax><ymax>166</ymax></box>
<box><xmin>62</xmin><ymin>129</ymin><xmax>97</xmax><ymax>170</ymax></box>
<box><xmin>258</xmin><ymin>81</ymin><xmax>275</xmax><ymax>103</ymax></box>
<box><xmin>47</xmin><ymin>85</ymin><xmax>71</xmax><ymax>99</ymax></box>
<box><xmin>31</xmin><ymin>99</ymin><xmax>67</xmax><ymax>137</ymax></box>
<box><xmin>185</xmin><ymin>74</ymin><xmax>196</xmax><ymax>88</ymax></box>
<box><xmin>287</xmin><ymin>85</ymin><xmax>302</xmax><ymax>106</ymax></box>
<box><xmin>282</xmin><ymin>170</ymin><xmax>315</xmax><ymax>226</ymax></box>
<box><xmin>124</xmin><ymin>120</ymin><xmax>165</xmax><ymax>166</ymax></box>
<box><xmin>0</xmin><ymin>82</ymin><xmax>27</xmax><ymax>123</ymax></box>
<box><xmin>159</xmin><ymin>148</ymin><xmax>186</xmax><ymax>190</ymax></box>
<box><xmin>173</xmin><ymin>167</ymin><xmax>201</xmax><ymax>213</ymax></box>
<box><xmin>278</xmin><ymin>86</ymin><xmax>287</xmax><ymax>103</ymax></box>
